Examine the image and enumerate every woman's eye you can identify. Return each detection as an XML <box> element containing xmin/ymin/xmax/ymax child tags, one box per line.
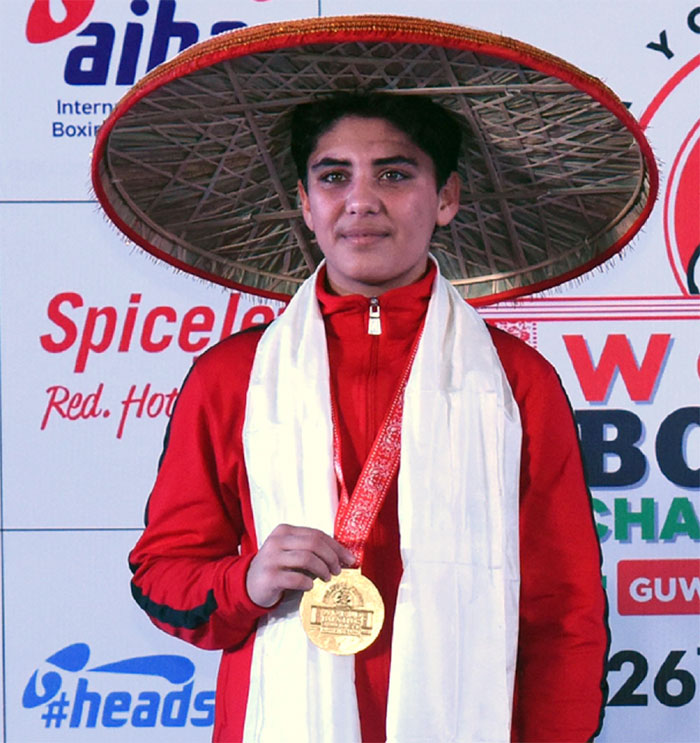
<box><xmin>319</xmin><ymin>172</ymin><xmax>346</xmax><ymax>184</ymax></box>
<box><xmin>380</xmin><ymin>170</ymin><xmax>408</xmax><ymax>182</ymax></box>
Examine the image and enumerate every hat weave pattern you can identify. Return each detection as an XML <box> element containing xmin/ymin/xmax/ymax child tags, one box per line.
<box><xmin>93</xmin><ymin>15</ymin><xmax>656</xmax><ymax>302</ymax></box>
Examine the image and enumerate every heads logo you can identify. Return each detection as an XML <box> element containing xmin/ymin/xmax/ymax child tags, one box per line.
<box><xmin>640</xmin><ymin>55</ymin><xmax>700</xmax><ymax>296</ymax></box>
<box><xmin>22</xmin><ymin>642</ymin><xmax>214</xmax><ymax>729</ymax></box>
<box><xmin>25</xmin><ymin>0</ymin><xmax>249</xmax><ymax>86</ymax></box>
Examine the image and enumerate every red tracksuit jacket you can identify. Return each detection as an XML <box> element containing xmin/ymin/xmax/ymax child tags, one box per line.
<box><xmin>129</xmin><ymin>266</ymin><xmax>608</xmax><ymax>742</ymax></box>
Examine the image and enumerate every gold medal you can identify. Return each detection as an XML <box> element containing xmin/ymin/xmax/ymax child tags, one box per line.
<box><xmin>300</xmin><ymin>568</ymin><xmax>385</xmax><ymax>655</ymax></box>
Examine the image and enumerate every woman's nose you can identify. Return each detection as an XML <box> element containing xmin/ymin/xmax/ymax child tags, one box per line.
<box><xmin>345</xmin><ymin>176</ymin><xmax>381</xmax><ymax>215</ymax></box>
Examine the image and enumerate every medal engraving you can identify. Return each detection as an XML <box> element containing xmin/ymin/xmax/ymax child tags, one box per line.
<box><xmin>300</xmin><ymin>569</ymin><xmax>385</xmax><ymax>654</ymax></box>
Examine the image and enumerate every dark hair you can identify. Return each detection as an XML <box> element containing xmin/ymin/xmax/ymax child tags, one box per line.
<box><xmin>290</xmin><ymin>92</ymin><xmax>462</xmax><ymax>189</ymax></box>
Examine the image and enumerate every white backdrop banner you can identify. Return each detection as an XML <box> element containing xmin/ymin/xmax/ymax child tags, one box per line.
<box><xmin>1</xmin><ymin>1</ymin><xmax>698</xmax><ymax>741</ymax></box>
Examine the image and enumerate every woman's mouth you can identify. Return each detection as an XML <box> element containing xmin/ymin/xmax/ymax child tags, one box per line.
<box><xmin>340</xmin><ymin>229</ymin><xmax>390</xmax><ymax>245</ymax></box>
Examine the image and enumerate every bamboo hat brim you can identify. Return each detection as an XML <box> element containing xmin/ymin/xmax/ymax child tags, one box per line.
<box><xmin>92</xmin><ymin>14</ymin><xmax>657</xmax><ymax>303</ymax></box>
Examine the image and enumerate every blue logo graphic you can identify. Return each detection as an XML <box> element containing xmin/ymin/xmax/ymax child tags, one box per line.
<box><xmin>23</xmin><ymin>643</ymin><xmax>214</xmax><ymax>729</ymax></box>
<box><xmin>60</xmin><ymin>0</ymin><xmax>247</xmax><ymax>87</ymax></box>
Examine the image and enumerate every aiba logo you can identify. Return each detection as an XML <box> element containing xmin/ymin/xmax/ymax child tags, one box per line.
<box><xmin>22</xmin><ymin>642</ymin><xmax>214</xmax><ymax>729</ymax></box>
<box><xmin>618</xmin><ymin>558</ymin><xmax>700</xmax><ymax>615</ymax></box>
<box><xmin>25</xmin><ymin>0</ymin><xmax>251</xmax><ymax>86</ymax></box>
<box><xmin>26</xmin><ymin>0</ymin><xmax>96</xmax><ymax>43</ymax></box>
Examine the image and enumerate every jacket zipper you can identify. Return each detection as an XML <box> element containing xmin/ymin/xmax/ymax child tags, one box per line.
<box><xmin>368</xmin><ymin>297</ymin><xmax>382</xmax><ymax>335</ymax></box>
<box><xmin>366</xmin><ymin>297</ymin><xmax>381</xmax><ymax>458</ymax></box>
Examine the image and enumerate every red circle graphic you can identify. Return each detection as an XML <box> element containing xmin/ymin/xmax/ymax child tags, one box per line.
<box><xmin>641</xmin><ymin>54</ymin><xmax>700</xmax><ymax>296</ymax></box>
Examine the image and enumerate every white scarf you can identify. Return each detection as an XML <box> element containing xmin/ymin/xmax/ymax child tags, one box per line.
<box><xmin>242</xmin><ymin>264</ymin><xmax>521</xmax><ymax>743</ymax></box>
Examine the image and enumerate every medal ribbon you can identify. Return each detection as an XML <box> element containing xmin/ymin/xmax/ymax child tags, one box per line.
<box><xmin>331</xmin><ymin>321</ymin><xmax>425</xmax><ymax>566</ymax></box>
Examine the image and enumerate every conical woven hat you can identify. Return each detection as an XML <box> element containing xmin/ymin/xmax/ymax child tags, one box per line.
<box><xmin>92</xmin><ymin>15</ymin><xmax>657</xmax><ymax>303</ymax></box>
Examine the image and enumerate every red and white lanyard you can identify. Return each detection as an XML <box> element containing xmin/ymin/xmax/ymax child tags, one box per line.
<box><xmin>331</xmin><ymin>315</ymin><xmax>425</xmax><ymax>566</ymax></box>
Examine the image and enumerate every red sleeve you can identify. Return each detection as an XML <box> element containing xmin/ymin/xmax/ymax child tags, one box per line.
<box><xmin>128</xmin><ymin>329</ymin><xmax>271</xmax><ymax>650</ymax></box>
<box><xmin>490</xmin><ymin>327</ymin><xmax>609</xmax><ymax>743</ymax></box>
